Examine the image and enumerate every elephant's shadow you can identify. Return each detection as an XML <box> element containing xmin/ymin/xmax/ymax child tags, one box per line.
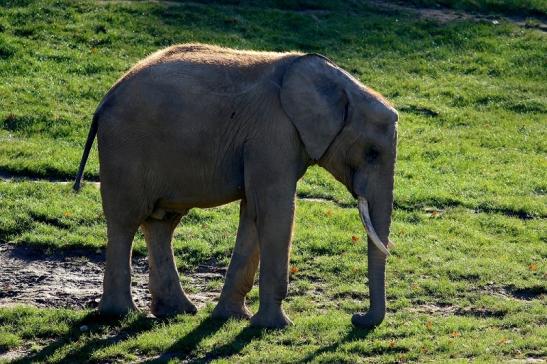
<box><xmin>14</xmin><ymin>311</ymin><xmax>373</xmax><ymax>362</ymax></box>
<box><xmin>143</xmin><ymin>316</ymin><xmax>267</xmax><ymax>363</ymax></box>
<box><xmin>142</xmin><ymin>317</ymin><xmax>374</xmax><ymax>363</ymax></box>
<box><xmin>11</xmin><ymin>312</ymin><xmax>155</xmax><ymax>363</ymax></box>
<box><xmin>12</xmin><ymin>312</ymin><xmax>264</xmax><ymax>363</ymax></box>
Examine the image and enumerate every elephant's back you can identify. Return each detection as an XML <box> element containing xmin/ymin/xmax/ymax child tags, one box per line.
<box><xmin>93</xmin><ymin>43</ymin><xmax>301</xmax><ymax>149</ymax></box>
<box><xmin>110</xmin><ymin>43</ymin><xmax>301</xmax><ymax>96</ymax></box>
<box><xmin>92</xmin><ymin>43</ymin><xmax>301</xmax><ymax>135</ymax></box>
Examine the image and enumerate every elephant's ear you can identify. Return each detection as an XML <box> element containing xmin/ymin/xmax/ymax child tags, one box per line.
<box><xmin>280</xmin><ymin>54</ymin><xmax>349</xmax><ymax>161</ymax></box>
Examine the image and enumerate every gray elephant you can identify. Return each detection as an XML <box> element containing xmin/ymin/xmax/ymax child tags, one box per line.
<box><xmin>74</xmin><ymin>43</ymin><xmax>398</xmax><ymax>329</ymax></box>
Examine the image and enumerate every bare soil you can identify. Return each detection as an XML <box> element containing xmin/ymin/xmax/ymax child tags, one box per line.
<box><xmin>369</xmin><ymin>0</ymin><xmax>546</xmax><ymax>31</ymax></box>
<box><xmin>0</xmin><ymin>244</ymin><xmax>223</xmax><ymax>311</ymax></box>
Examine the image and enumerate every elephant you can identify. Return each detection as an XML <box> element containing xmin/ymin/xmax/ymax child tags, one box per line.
<box><xmin>73</xmin><ymin>43</ymin><xmax>398</xmax><ymax>329</ymax></box>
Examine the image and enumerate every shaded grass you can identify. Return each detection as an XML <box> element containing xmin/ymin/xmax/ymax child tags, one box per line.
<box><xmin>406</xmin><ymin>0</ymin><xmax>547</xmax><ymax>17</ymax></box>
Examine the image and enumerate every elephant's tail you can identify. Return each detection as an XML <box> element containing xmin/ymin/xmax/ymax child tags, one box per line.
<box><xmin>73</xmin><ymin>112</ymin><xmax>99</xmax><ymax>191</ymax></box>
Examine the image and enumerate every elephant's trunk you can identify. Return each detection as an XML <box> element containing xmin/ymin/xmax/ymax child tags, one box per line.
<box><xmin>352</xmin><ymin>192</ymin><xmax>393</xmax><ymax>328</ymax></box>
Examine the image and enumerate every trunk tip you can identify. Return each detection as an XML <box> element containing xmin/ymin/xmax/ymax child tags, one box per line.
<box><xmin>352</xmin><ymin>311</ymin><xmax>385</xmax><ymax>329</ymax></box>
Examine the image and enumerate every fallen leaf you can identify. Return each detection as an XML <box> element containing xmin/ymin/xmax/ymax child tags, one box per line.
<box><xmin>388</xmin><ymin>340</ymin><xmax>396</xmax><ymax>348</ymax></box>
<box><xmin>290</xmin><ymin>266</ymin><xmax>299</xmax><ymax>274</ymax></box>
<box><xmin>497</xmin><ymin>337</ymin><xmax>512</xmax><ymax>345</ymax></box>
<box><xmin>450</xmin><ymin>331</ymin><xmax>461</xmax><ymax>338</ymax></box>
<box><xmin>424</xmin><ymin>207</ymin><xmax>444</xmax><ymax>218</ymax></box>
<box><xmin>528</xmin><ymin>263</ymin><xmax>538</xmax><ymax>271</ymax></box>
<box><xmin>351</xmin><ymin>235</ymin><xmax>359</xmax><ymax>243</ymax></box>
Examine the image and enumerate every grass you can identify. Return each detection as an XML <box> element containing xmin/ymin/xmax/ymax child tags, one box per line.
<box><xmin>0</xmin><ymin>0</ymin><xmax>546</xmax><ymax>362</ymax></box>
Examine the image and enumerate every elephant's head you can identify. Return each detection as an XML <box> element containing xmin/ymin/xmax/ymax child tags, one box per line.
<box><xmin>280</xmin><ymin>54</ymin><xmax>398</xmax><ymax>328</ymax></box>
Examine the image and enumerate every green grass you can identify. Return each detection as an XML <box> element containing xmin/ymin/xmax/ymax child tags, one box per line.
<box><xmin>0</xmin><ymin>0</ymin><xmax>546</xmax><ymax>362</ymax></box>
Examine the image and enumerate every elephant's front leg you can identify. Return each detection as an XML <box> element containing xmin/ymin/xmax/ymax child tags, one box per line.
<box><xmin>249</xmin><ymin>195</ymin><xmax>295</xmax><ymax>329</ymax></box>
<box><xmin>213</xmin><ymin>199</ymin><xmax>259</xmax><ymax>320</ymax></box>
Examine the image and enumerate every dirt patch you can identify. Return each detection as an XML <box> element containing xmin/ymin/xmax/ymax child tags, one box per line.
<box><xmin>368</xmin><ymin>0</ymin><xmax>547</xmax><ymax>31</ymax></box>
<box><xmin>0</xmin><ymin>171</ymin><xmax>100</xmax><ymax>188</ymax></box>
<box><xmin>409</xmin><ymin>285</ymin><xmax>544</xmax><ymax>317</ymax></box>
<box><xmin>0</xmin><ymin>346</ymin><xmax>29</xmax><ymax>362</ymax></box>
<box><xmin>411</xmin><ymin>303</ymin><xmax>507</xmax><ymax>318</ymax></box>
<box><xmin>0</xmin><ymin>244</ymin><xmax>223</xmax><ymax>311</ymax></box>
<box><xmin>369</xmin><ymin>0</ymin><xmax>476</xmax><ymax>23</ymax></box>
<box><xmin>480</xmin><ymin>284</ymin><xmax>546</xmax><ymax>301</ymax></box>
<box><xmin>455</xmin><ymin>307</ymin><xmax>506</xmax><ymax>318</ymax></box>
<box><xmin>410</xmin><ymin>302</ymin><xmax>458</xmax><ymax>316</ymax></box>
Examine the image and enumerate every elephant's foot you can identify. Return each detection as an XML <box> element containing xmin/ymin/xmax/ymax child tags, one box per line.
<box><xmin>98</xmin><ymin>294</ymin><xmax>138</xmax><ymax>317</ymax></box>
<box><xmin>250</xmin><ymin>305</ymin><xmax>292</xmax><ymax>329</ymax></box>
<box><xmin>351</xmin><ymin>311</ymin><xmax>385</xmax><ymax>329</ymax></box>
<box><xmin>212</xmin><ymin>299</ymin><xmax>252</xmax><ymax>320</ymax></box>
<box><xmin>151</xmin><ymin>297</ymin><xmax>197</xmax><ymax>318</ymax></box>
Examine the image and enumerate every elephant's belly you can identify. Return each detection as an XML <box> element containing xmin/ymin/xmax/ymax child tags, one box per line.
<box><xmin>157</xmin><ymin>187</ymin><xmax>244</xmax><ymax>211</ymax></box>
<box><xmin>153</xmin><ymin>169</ymin><xmax>245</xmax><ymax>211</ymax></box>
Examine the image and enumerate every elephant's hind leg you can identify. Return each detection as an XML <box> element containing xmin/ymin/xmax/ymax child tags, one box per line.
<box><xmin>212</xmin><ymin>199</ymin><xmax>259</xmax><ymax>320</ymax></box>
<box><xmin>142</xmin><ymin>213</ymin><xmax>197</xmax><ymax>317</ymax></box>
<box><xmin>99</xmin><ymin>222</ymin><xmax>139</xmax><ymax>316</ymax></box>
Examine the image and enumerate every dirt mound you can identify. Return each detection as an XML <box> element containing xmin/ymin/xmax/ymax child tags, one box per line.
<box><xmin>0</xmin><ymin>244</ymin><xmax>222</xmax><ymax>311</ymax></box>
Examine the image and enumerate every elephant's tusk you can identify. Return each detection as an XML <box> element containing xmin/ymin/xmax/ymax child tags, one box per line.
<box><xmin>358</xmin><ymin>197</ymin><xmax>390</xmax><ymax>256</ymax></box>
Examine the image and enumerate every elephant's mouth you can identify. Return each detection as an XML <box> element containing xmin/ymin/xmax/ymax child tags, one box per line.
<box><xmin>357</xmin><ymin>197</ymin><xmax>390</xmax><ymax>256</ymax></box>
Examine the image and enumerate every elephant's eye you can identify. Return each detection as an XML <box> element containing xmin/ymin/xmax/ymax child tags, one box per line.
<box><xmin>366</xmin><ymin>147</ymin><xmax>380</xmax><ymax>164</ymax></box>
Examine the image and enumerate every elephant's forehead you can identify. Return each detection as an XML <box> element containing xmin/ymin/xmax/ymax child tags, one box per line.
<box><xmin>357</xmin><ymin>88</ymin><xmax>398</xmax><ymax>125</ymax></box>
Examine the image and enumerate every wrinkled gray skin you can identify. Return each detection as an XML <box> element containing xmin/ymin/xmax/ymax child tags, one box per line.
<box><xmin>74</xmin><ymin>44</ymin><xmax>398</xmax><ymax>329</ymax></box>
